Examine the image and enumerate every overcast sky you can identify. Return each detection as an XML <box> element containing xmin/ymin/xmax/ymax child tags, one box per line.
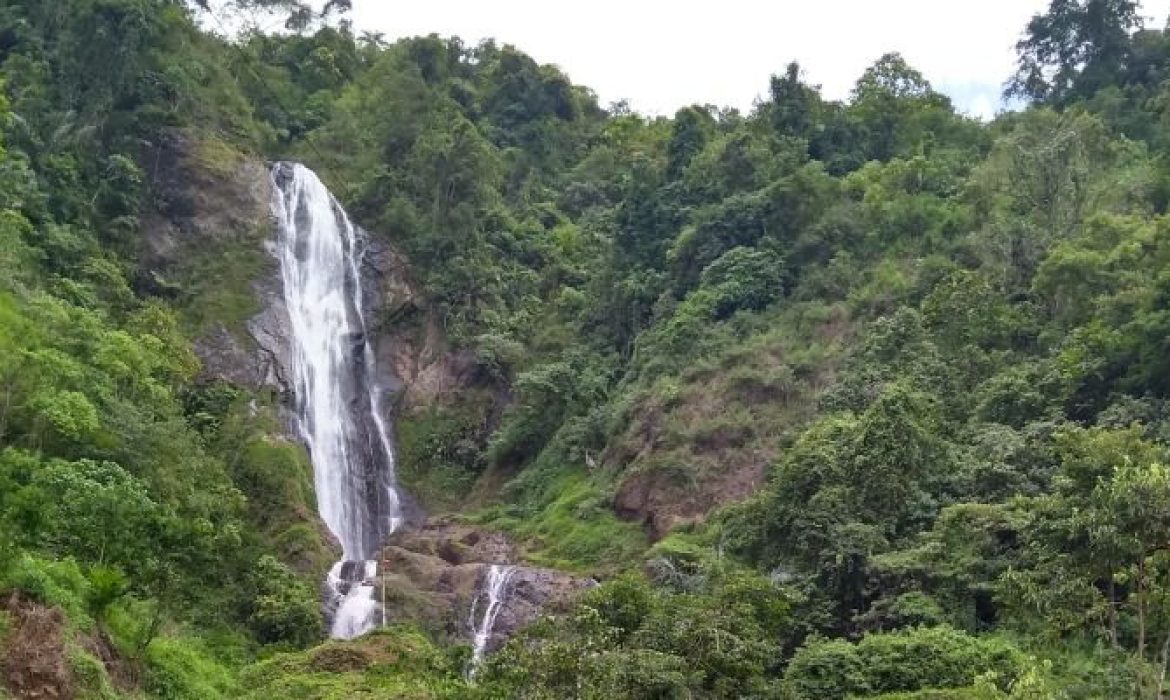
<box><xmin>347</xmin><ymin>0</ymin><xmax>1170</xmax><ymax>120</ymax></box>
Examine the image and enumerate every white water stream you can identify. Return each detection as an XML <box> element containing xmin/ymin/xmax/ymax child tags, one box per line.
<box><xmin>467</xmin><ymin>564</ymin><xmax>518</xmax><ymax>675</ymax></box>
<box><xmin>271</xmin><ymin>162</ymin><xmax>403</xmax><ymax>639</ymax></box>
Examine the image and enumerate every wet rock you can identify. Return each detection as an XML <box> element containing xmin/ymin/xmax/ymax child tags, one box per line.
<box><xmin>373</xmin><ymin>520</ymin><xmax>593</xmax><ymax>652</ymax></box>
<box><xmin>389</xmin><ymin>518</ymin><xmax>517</xmax><ymax>565</ymax></box>
<box><xmin>478</xmin><ymin>565</ymin><xmax>593</xmax><ymax>655</ymax></box>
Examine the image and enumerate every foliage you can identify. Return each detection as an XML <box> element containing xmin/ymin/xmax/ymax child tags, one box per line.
<box><xmin>246</xmin><ymin>555</ymin><xmax>323</xmax><ymax>649</ymax></box>
<box><xmin>6</xmin><ymin>0</ymin><xmax>1170</xmax><ymax>696</ymax></box>
<box><xmin>235</xmin><ymin>626</ymin><xmax>465</xmax><ymax>699</ymax></box>
<box><xmin>477</xmin><ymin>569</ymin><xmax>790</xmax><ymax>698</ymax></box>
<box><xmin>785</xmin><ymin>626</ymin><xmax>1025</xmax><ymax>699</ymax></box>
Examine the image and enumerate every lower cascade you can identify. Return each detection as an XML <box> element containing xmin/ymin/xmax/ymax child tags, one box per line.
<box><xmin>329</xmin><ymin>560</ymin><xmax>381</xmax><ymax>640</ymax></box>
<box><xmin>467</xmin><ymin>564</ymin><xmax>518</xmax><ymax>675</ymax></box>
<box><xmin>271</xmin><ymin>162</ymin><xmax>404</xmax><ymax>639</ymax></box>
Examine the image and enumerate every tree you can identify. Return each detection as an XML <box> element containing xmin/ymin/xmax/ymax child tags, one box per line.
<box><xmin>666</xmin><ymin>105</ymin><xmax>715</xmax><ymax>180</ymax></box>
<box><xmin>247</xmin><ymin>555</ymin><xmax>323</xmax><ymax>647</ymax></box>
<box><xmin>1002</xmin><ymin>428</ymin><xmax>1170</xmax><ymax>693</ymax></box>
<box><xmin>192</xmin><ymin>0</ymin><xmax>351</xmax><ymax>32</ymax></box>
<box><xmin>769</xmin><ymin>61</ymin><xmax>818</xmax><ymax>139</ymax></box>
<box><xmin>848</xmin><ymin>53</ymin><xmax>956</xmax><ymax>162</ymax></box>
<box><xmin>1007</xmin><ymin>0</ymin><xmax>1143</xmax><ymax>104</ymax></box>
<box><xmin>784</xmin><ymin>626</ymin><xmax>1025</xmax><ymax>699</ymax></box>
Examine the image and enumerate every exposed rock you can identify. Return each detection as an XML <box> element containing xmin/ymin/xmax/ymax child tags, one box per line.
<box><xmin>362</xmin><ymin>236</ymin><xmax>484</xmax><ymax>411</ymax></box>
<box><xmin>138</xmin><ymin>129</ymin><xmax>289</xmax><ymax>393</ymax></box>
<box><xmin>479</xmin><ymin>565</ymin><xmax>592</xmax><ymax>655</ymax></box>
<box><xmin>243</xmin><ymin>270</ymin><xmax>294</xmax><ymax>394</ymax></box>
<box><xmin>387</xmin><ymin>518</ymin><xmax>516</xmax><ymax>565</ymax></box>
<box><xmin>614</xmin><ymin>453</ymin><xmax>769</xmax><ymax>540</ymax></box>
<box><xmin>139</xmin><ymin>129</ymin><xmax>486</xmax><ymax>416</ymax></box>
<box><xmin>374</xmin><ymin>519</ymin><xmax>593</xmax><ymax>653</ymax></box>
<box><xmin>192</xmin><ymin>299</ymin><xmax>291</xmax><ymax>392</ymax></box>
<box><xmin>361</xmin><ymin>236</ymin><xmax>417</xmax><ymax>331</ymax></box>
<box><xmin>139</xmin><ymin>130</ymin><xmax>271</xmax><ymax>268</ymax></box>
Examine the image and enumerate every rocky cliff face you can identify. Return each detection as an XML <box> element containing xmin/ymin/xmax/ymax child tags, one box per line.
<box><xmin>139</xmin><ymin>129</ymin><xmax>288</xmax><ymax>390</ymax></box>
<box><xmin>360</xmin><ymin>237</ymin><xmax>484</xmax><ymax>412</ymax></box>
<box><xmin>138</xmin><ymin>129</ymin><xmax>475</xmax><ymax>413</ymax></box>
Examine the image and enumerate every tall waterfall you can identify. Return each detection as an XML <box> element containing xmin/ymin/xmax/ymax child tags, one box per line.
<box><xmin>271</xmin><ymin>162</ymin><xmax>403</xmax><ymax>639</ymax></box>
<box><xmin>467</xmin><ymin>565</ymin><xmax>517</xmax><ymax>675</ymax></box>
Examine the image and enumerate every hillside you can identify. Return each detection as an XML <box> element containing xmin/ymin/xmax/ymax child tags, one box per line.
<box><xmin>3</xmin><ymin>0</ymin><xmax>1170</xmax><ymax>697</ymax></box>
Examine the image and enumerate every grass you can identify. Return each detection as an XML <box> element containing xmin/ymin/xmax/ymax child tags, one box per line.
<box><xmin>192</xmin><ymin>134</ymin><xmax>247</xmax><ymax>179</ymax></box>
<box><xmin>477</xmin><ymin>466</ymin><xmax>647</xmax><ymax>574</ymax></box>
<box><xmin>235</xmin><ymin>626</ymin><xmax>466</xmax><ymax>700</ymax></box>
<box><xmin>68</xmin><ymin>647</ymin><xmax>121</xmax><ymax>700</ymax></box>
<box><xmin>0</xmin><ymin>554</ymin><xmax>93</xmax><ymax>630</ymax></box>
<box><xmin>144</xmin><ymin>636</ymin><xmax>239</xmax><ymax>700</ymax></box>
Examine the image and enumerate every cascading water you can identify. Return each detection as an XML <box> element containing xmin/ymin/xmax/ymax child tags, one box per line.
<box><xmin>271</xmin><ymin>162</ymin><xmax>403</xmax><ymax>640</ymax></box>
<box><xmin>328</xmin><ymin>560</ymin><xmax>380</xmax><ymax>640</ymax></box>
<box><xmin>467</xmin><ymin>564</ymin><xmax>518</xmax><ymax>676</ymax></box>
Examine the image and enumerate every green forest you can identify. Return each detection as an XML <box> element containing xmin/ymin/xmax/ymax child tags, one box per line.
<box><xmin>4</xmin><ymin>0</ymin><xmax>1170</xmax><ymax>697</ymax></box>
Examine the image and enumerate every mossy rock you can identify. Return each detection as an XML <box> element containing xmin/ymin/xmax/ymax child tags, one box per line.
<box><xmin>192</xmin><ymin>134</ymin><xmax>247</xmax><ymax>178</ymax></box>
<box><xmin>177</xmin><ymin>230</ymin><xmax>271</xmax><ymax>335</ymax></box>
<box><xmin>273</xmin><ymin>523</ymin><xmax>336</xmax><ymax>578</ymax></box>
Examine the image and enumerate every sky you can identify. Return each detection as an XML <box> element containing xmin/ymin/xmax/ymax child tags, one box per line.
<box><xmin>347</xmin><ymin>0</ymin><xmax>1170</xmax><ymax>120</ymax></box>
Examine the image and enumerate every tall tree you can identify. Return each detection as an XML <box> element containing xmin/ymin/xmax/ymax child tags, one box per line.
<box><xmin>769</xmin><ymin>61</ymin><xmax>818</xmax><ymax>139</ymax></box>
<box><xmin>1007</xmin><ymin>0</ymin><xmax>1143</xmax><ymax>103</ymax></box>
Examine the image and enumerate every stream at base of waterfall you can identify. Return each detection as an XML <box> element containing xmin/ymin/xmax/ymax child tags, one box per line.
<box><xmin>467</xmin><ymin>564</ymin><xmax>518</xmax><ymax>677</ymax></box>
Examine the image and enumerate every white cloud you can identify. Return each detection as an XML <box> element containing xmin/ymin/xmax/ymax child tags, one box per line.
<box><xmin>349</xmin><ymin>0</ymin><xmax>1170</xmax><ymax>116</ymax></box>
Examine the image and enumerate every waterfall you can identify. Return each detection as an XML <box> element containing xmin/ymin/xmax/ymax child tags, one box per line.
<box><xmin>270</xmin><ymin>162</ymin><xmax>403</xmax><ymax>639</ymax></box>
<box><xmin>328</xmin><ymin>560</ymin><xmax>380</xmax><ymax>640</ymax></box>
<box><xmin>467</xmin><ymin>564</ymin><xmax>517</xmax><ymax>675</ymax></box>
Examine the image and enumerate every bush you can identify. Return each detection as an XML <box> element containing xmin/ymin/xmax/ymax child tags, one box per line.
<box><xmin>784</xmin><ymin>636</ymin><xmax>869</xmax><ymax>700</ymax></box>
<box><xmin>856</xmin><ymin>626</ymin><xmax>1024</xmax><ymax>694</ymax></box>
<box><xmin>246</xmin><ymin>556</ymin><xmax>323</xmax><ymax>648</ymax></box>
<box><xmin>785</xmin><ymin>627</ymin><xmax>1025</xmax><ymax>699</ymax></box>
<box><xmin>1</xmin><ymin>554</ymin><xmax>92</xmax><ymax>627</ymax></box>
<box><xmin>144</xmin><ymin>636</ymin><xmax>237</xmax><ymax>700</ymax></box>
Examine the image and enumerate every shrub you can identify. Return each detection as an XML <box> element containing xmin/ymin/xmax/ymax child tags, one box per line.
<box><xmin>144</xmin><ymin>636</ymin><xmax>237</xmax><ymax>700</ymax></box>
<box><xmin>785</xmin><ymin>627</ymin><xmax>1025</xmax><ymax>699</ymax></box>
<box><xmin>784</xmin><ymin>636</ymin><xmax>869</xmax><ymax>700</ymax></box>
<box><xmin>246</xmin><ymin>556</ymin><xmax>323</xmax><ymax>648</ymax></box>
